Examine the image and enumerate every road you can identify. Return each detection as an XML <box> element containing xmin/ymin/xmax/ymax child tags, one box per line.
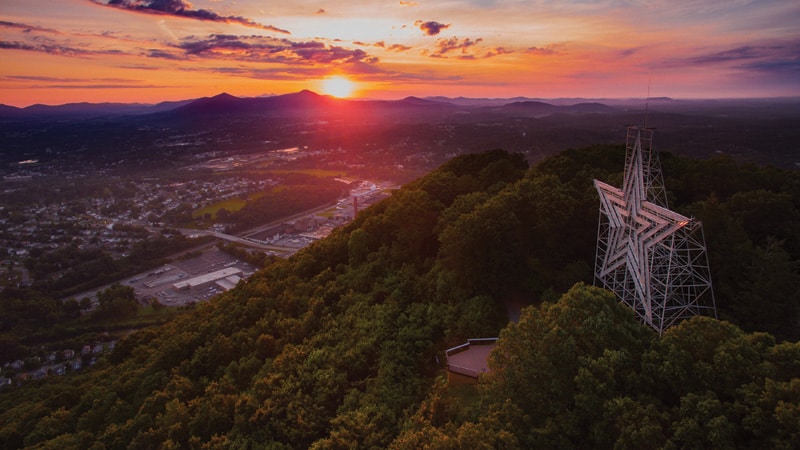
<box><xmin>176</xmin><ymin>198</ymin><xmax>342</xmax><ymax>251</ymax></box>
<box><xmin>182</xmin><ymin>229</ymin><xmax>293</xmax><ymax>252</ymax></box>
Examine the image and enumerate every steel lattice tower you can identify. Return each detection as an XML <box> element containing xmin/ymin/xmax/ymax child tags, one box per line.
<box><xmin>594</xmin><ymin>126</ymin><xmax>716</xmax><ymax>334</ymax></box>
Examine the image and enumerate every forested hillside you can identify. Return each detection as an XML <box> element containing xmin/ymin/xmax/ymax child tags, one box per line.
<box><xmin>1</xmin><ymin>146</ymin><xmax>798</xmax><ymax>448</ymax></box>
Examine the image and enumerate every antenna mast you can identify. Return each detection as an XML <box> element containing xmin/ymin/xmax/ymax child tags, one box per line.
<box><xmin>644</xmin><ymin>76</ymin><xmax>651</xmax><ymax>128</ymax></box>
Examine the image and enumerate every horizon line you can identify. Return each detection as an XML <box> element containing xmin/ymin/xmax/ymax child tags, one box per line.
<box><xmin>3</xmin><ymin>90</ymin><xmax>800</xmax><ymax>109</ymax></box>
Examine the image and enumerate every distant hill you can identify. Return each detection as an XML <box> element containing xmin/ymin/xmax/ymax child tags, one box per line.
<box><xmin>146</xmin><ymin>90</ymin><xmax>465</xmax><ymax>126</ymax></box>
<box><xmin>489</xmin><ymin>100</ymin><xmax>558</xmax><ymax>116</ymax></box>
<box><xmin>0</xmin><ymin>99</ymin><xmax>193</xmax><ymax>120</ymax></box>
<box><xmin>170</xmin><ymin>92</ymin><xmax>253</xmax><ymax>116</ymax></box>
<box><xmin>423</xmin><ymin>95</ymin><xmax>673</xmax><ymax>108</ymax></box>
<box><xmin>466</xmin><ymin>99</ymin><xmax>618</xmax><ymax>119</ymax></box>
<box><xmin>0</xmin><ymin>104</ymin><xmax>20</xmax><ymax>116</ymax></box>
<box><xmin>565</xmin><ymin>102</ymin><xmax>618</xmax><ymax>113</ymax></box>
<box><xmin>424</xmin><ymin>95</ymin><xmax>533</xmax><ymax>107</ymax></box>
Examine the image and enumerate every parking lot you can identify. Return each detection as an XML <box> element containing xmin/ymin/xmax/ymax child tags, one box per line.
<box><xmin>122</xmin><ymin>247</ymin><xmax>256</xmax><ymax>306</ymax></box>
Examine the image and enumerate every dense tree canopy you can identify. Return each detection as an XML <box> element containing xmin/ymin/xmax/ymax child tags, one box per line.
<box><xmin>396</xmin><ymin>284</ymin><xmax>800</xmax><ymax>449</ymax></box>
<box><xmin>1</xmin><ymin>145</ymin><xmax>797</xmax><ymax>448</ymax></box>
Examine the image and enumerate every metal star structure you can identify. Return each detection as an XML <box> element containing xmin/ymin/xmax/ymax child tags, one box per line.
<box><xmin>594</xmin><ymin>127</ymin><xmax>716</xmax><ymax>334</ymax></box>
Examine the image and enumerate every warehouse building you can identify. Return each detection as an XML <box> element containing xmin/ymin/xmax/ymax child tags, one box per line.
<box><xmin>173</xmin><ymin>267</ymin><xmax>242</xmax><ymax>291</ymax></box>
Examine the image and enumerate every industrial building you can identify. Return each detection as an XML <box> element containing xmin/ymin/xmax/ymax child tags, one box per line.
<box><xmin>173</xmin><ymin>267</ymin><xmax>242</xmax><ymax>291</ymax></box>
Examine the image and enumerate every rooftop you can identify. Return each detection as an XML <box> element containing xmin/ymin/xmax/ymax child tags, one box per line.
<box><xmin>445</xmin><ymin>338</ymin><xmax>498</xmax><ymax>379</ymax></box>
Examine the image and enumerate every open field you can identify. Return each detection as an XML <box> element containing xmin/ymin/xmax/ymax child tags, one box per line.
<box><xmin>193</xmin><ymin>198</ymin><xmax>247</xmax><ymax>219</ymax></box>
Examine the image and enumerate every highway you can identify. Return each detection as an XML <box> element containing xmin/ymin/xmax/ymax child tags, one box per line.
<box><xmin>176</xmin><ymin>198</ymin><xmax>343</xmax><ymax>253</ymax></box>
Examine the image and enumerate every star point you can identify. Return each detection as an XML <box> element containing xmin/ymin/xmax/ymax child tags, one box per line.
<box><xmin>594</xmin><ymin>127</ymin><xmax>716</xmax><ymax>334</ymax></box>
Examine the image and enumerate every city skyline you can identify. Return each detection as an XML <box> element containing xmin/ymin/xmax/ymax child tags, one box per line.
<box><xmin>2</xmin><ymin>0</ymin><xmax>799</xmax><ymax>107</ymax></box>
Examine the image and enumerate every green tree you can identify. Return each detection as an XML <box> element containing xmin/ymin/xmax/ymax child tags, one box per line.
<box><xmin>62</xmin><ymin>298</ymin><xmax>81</xmax><ymax>318</ymax></box>
<box><xmin>1</xmin><ymin>146</ymin><xmax>799</xmax><ymax>449</ymax></box>
<box><xmin>732</xmin><ymin>238</ymin><xmax>800</xmax><ymax>335</ymax></box>
<box><xmin>79</xmin><ymin>297</ymin><xmax>92</xmax><ymax>311</ymax></box>
<box><xmin>93</xmin><ymin>283</ymin><xmax>138</xmax><ymax>320</ymax></box>
<box><xmin>438</xmin><ymin>195</ymin><xmax>523</xmax><ymax>298</ymax></box>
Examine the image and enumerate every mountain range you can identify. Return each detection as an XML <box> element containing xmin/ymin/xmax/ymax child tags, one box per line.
<box><xmin>4</xmin><ymin>90</ymin><xmax>799</xmax><ymax>122</ymax></box>
<box><xmin>0</xmin><ymin>90</ymin><xmax>641</xmax><ymax>121</ymax></box>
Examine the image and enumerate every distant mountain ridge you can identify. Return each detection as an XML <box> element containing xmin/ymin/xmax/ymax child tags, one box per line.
<box><xmin>0</xmin><ymin>98</ymin><xmax>194</xmax><ymax>120</ymax></box>
<box><xmin>0</xmin><ymin>98</ymin><xmax>195</xmax><ymax>119</ymax></box>
<box><xmin>3</xmin><ymin>92</ymin><xmax>799</xmax><ymax>123</ymax></box>
<box><xmin>474</xmin><ymin>100</ymin><xmax>617</xmax><ymax>117</ymax></box>
<box><xmin>423</xmin><ymin>95</ymin><xmax>675</xmax><ymax>107</ymax></box>
<box><xmin>0</xmin><ymin>91</ymin><xmax>624</xmax><ymax>121</ymax></box>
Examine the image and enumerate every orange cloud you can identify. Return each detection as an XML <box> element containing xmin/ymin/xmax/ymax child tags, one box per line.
<box><xmin>525</xmin><ymin>44</ymin><xmax>566</xmax><ymax>56</ymax></box>
<box><xmin>427</xmin><ymin>37</ymin><xmax>483</xmax><ymax>59</ymax></box>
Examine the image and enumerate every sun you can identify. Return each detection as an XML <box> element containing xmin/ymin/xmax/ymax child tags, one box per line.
<box><xmin>321</xmin><ymin>76</ymin><xmax>356</xmax><ymax>98</ymax></box>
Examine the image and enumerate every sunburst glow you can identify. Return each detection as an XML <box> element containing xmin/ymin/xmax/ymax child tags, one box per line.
<box><xmin>321</xmin><ymin>76</ymin><xmax>355</xmax><ymax>98</ymax></box>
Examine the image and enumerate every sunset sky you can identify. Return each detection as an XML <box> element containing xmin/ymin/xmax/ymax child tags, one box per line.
<box><xmin>2</xmin><ymin>0</ymin><xmax>799</xmax><ymax>107</ymax></box>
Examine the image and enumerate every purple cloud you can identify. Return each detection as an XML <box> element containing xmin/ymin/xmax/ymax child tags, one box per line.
<box><xmin>740</xmin><ymin>58</ymin><xmax>800</xmax><ymax>73</ymax></box>
<box><xmin>428</xmin><ymin>37</ymin><xmax>483</xmax><ymax>58</ymax></box>
<box><xmin>5</xmin><ymin>75</ymin><xmax>85</xmax><ymax>82</ymax></box>
<box><xmin>687</xmin><ymin>45</ymin><xmax>772</xmax><ymax>65</ymax></box>
<box><xmin>0</xmin><ymin>20</ymin><xmax>61</xmax><ymax>34</ymax></box>
<box><xmin>619</xmin><ymin>47</ymin><xmax>644</xmax><ymax>58</ymax></box>
<box><xmin>95</xmin><ymin>0</ymin><xmax>290</xmax><ymax>34</ymax></box>
<box><xmin>483</xmin><ymin>47</ymin><xmax>512</xmax><ymax>59</ymax></box>
<box><xmin>170</xmin><ymin>34</ymin><xmax>379</xmax><ymax>66</ymax></box>
<box><xmin>0</xmin><ymin>40</ymin><xmax>90</xmax><ymax>57</ymax></box>
<box><xmin>147</xmin><ymin>48</ymin><xmax>184</xmax><ymax>60</ymax></box>
<box><xmin>415</xmin><ymin>20</ymin><xmax>450</xmax><ymax>36</ymax></box>
<box><xmin>667</xmin><ymin>40</ymin><xmax>800</xmax><ymax>76</ymax></box>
